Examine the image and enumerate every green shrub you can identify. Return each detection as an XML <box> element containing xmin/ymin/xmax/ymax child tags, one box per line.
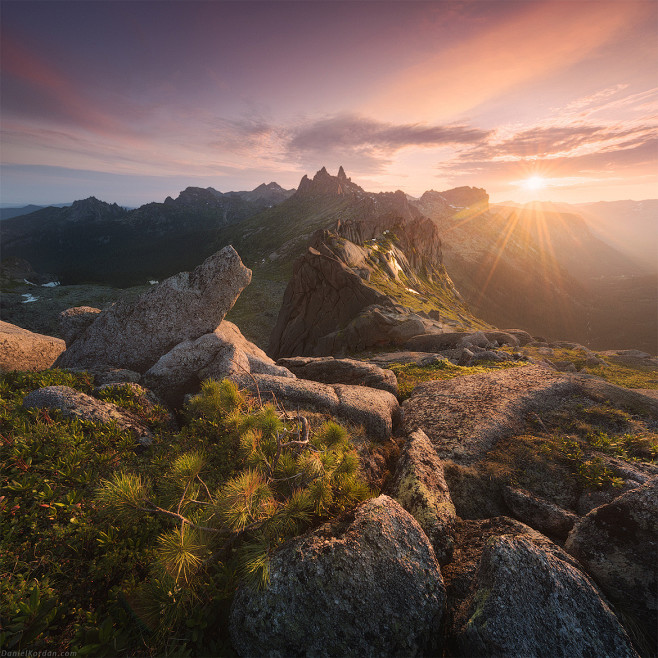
<box><xmin>0</xmin><ymin>371</ymin><xmax>372</xmax><ymax>655</ymax></box>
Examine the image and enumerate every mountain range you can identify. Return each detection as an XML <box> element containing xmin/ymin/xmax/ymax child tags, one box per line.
<box><xmin>0</xmin><ymin>168</ymin><xmax>655</xmax><ymax>352</ymax></box>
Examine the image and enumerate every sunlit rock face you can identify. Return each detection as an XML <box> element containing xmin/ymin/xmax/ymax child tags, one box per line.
<box><xmin>0</xmin><ymin>320</ymin><xmax>65</xmax><ymax>372</ymax></box>
<box><xmin>55</xmin><ymin>246</ymin><xmax>251</xmax><ymax>373</ymax></box>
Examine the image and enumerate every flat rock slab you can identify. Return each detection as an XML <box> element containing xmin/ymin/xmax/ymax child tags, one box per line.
<box><xmin>55</xmin><ymin>246</ymin><xmax>251</xmax><ymax>373</ymax></box>
<box><xmin>234</xmin><ymin>373</ymin><xmax>400</xmax><ymax>440</ymax></box>
<box><xmin>598</xmin><ymin>350</ymin><xmax>658</xmax><ymax>368</ymax></box>
<box><xmin>403</xmin><ymin>364</ymin><xmax>579</xmax><ymax>463</ymax></box>
<box><xmin>23</xmin><ymin>385</ymin><xmax>151</xmax><ymax>440</ymax></box>
<box><xmin>276</xmin><ymin>356</ymin><xmax>398</xmax><ymax>396</ymax></box>
<box><xmin>0</xmin><ymin>320</ymin><xmax>65</xmax><ymax>372</ymax></box>
<box><xmin>230</xmin><ymin>495</ymin><xmax>445</xmax><ymax>657</ymax></box>
<box><xmin>368</xmin><ymin>351</ymin><xmax>446</xmax><ymax>366</ymax></box>
<box><xmin>573</xmin><ymin>374</ymin><xmax>658</xmax><ymax>418</ymax></box>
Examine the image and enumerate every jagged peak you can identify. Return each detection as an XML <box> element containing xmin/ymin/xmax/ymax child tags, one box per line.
<box><xmin>71</xmin><ymin>196</ymin><xmax>111</xmax><ymax>208</ymax></box>
<box><xmin>253</xmin><ymin>181</ymin><xmax>286</xmax><ymax>192</ymax></box>
<box><xmin>295</xmin><ymin>166</ymin><xmax>362</xmax><ymax>198</ymax></box>
<box><xmin>69</xmin><ymin>196</ymin><xmax>124</xmax><ymax>214</ymax></box>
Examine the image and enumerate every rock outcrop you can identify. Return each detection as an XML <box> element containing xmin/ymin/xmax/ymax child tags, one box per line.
<box><xmin>276</xmin><ymin>356</ymin><xmax>398</xmax><ymax>395</ymax></box>
<box><xmin>453</xmin><ymin>533</ymin><xmax>638</xmax><ymax>657</ymax></box>
<box><xmin>55</xmin><ymin>247</ymin><xmax>251</xmax><ymax>373</ymax></box>
<box><xmin>316</xmin><ymin>305</ymin><xmax>435</xmax><ymax>356</ymax></box>
<box><xmin>143</xmin><ymin>320</ymin><xmax>293</xmax><ymax>407</ymax></box>
<box><xmin>234</xmin><ymin>373</ymin><xmax>400</xmax><ymax>440</ymax></box>
<box><xmin>229</xmin><ymin>495</ymin><xmax>445</xmax><ymax>657</ymax></box>
<box><xmin>388</xmin><ymin>429</ymin><xmax>456</xmax><ymax>563</ymax></box>
<box><xmin>0</xmin><ymin>321</ymin><xmax>65</xmax><ymax>372</ymax></box>
<box><xmin>404</xmin><ymin>330</ymin><xmax>519</xmax><ymax>352</ymax></box>
<box><xmin>565</xmin><ymin>479</ymin><xmax>658</xmax><ymax>647</ymax></box>
<box><xmin>268</xmin><ymin>244</ymin><xmax>389</xmax><ymax>359</ymax></box>
<box><xmin>23</xmin><ymin>385</ymin><xmax>152</xmax><ymax>443</ymax></box>
<box><xmin>403</xmin><ymin>364</ymin><xmax>579</xmax><ymax>463</ymax></box>
<box><xmin>267</xmin><ymin>216</ymin><xmax>470</xmax><ymax>357</ymax></box>
<box><xmin>58</xmin><ymin>306</ymin><xmax>102</xmax><ymax>347</ymax></box>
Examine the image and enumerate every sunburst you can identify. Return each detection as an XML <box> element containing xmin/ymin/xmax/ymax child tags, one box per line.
<box><xmin>521</xmin><ymin>175</ymin><xmax>547</xmax><ymax>190</ymax></box>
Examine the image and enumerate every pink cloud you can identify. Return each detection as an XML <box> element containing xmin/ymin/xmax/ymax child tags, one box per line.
<box><xmin>366</xmin><ymin>1</ymin><xmax>649</xmax><ymax>122</ymax></box>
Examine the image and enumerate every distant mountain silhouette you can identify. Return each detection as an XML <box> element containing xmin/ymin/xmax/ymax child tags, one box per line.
<box><xmin>0</xmin><ymin>184</ymin><xmax>294</xmax><ymax>286</ymax></box>
<box><xmin>2</xmin><ymin>169</ymin><xmax>654</xmax><ymax>351</ymax></box>
<box><xmin>0</xmin><ymin>203</ymin><xmax>72</xmax><ymax>220</ymax></box>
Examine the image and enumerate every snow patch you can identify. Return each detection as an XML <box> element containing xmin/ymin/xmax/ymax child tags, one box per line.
<box><xmin>405</xmin><ymin>287</ymin><xmax>420</xmax><ymax>295</ymax></box>
<box><xmin>41</xmin><ymin>281</ymin><xmax>60</xmax><ymax>288</ymax></box>
<box><xmin>21</xmin><ymin>294</ymin><xmax>39</xmax><ymax>303</ymax></box>
<box><xmin>148</xmin><ymin>280</ymin><xmax>159</xmax><ymax>285</ymax></box>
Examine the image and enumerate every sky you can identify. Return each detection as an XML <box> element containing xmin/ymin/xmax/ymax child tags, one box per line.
<box><xmin>1</xmin><ymin>0</ymin><xmax>657</xmax><ymax>206</ymax></box>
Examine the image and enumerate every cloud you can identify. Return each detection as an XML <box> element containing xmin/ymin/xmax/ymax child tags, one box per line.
<box><xmin>282</xmin><ymin>114</ymin><xmax>490</xmax><ymax>173</ymax></box>
<box><xmin>288</xmin><ymin>114</ymin><xmax>489</xmax><ymax>152</ymax></box>
<box><xmin>366</xmin><ymin>1</ymin><xmax>649</xmax><ymax>122</ymax></box>
<box><xmin>462</xmin><ymin>123</ymin><xmax>658</xmax><ymax>162</ymax></box>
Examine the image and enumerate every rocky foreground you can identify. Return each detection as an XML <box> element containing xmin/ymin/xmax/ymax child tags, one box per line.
<box><xmin>1</xmin><ymin>246</ymin><xmax>656</xmax><ymax>656</ymax></box>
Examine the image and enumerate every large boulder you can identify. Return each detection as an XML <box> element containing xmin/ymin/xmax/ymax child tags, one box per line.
<box><xmin>0</xmin><ymin>321</ymin><xmax>65</xmax><ymax>372</ymax></box>
<box><xmin>500</xmin><ymin>328</ymin><xmax>534</xmax><ymax>346</ymax></box>
<box><xmin>58</xmin><ymin>306</ymin><xmax>102</xmax><ymax>347</ymax></box>
<box><xmin>276</xmin><ymin>356</ymin><xmax>398</xmax><ymax>396</ymax></box>
<box><xmin>268</xmin><ymin>245</ymin><xmax>388</xmax><ymax>359</ymax></box>
<box><xmin>565</xmin><ymin>479</ymin><xmax>658</xmax><ymax>647</ymax></box>
<box><xmin>229</xmin><ymin>495</ymin><xmax>445</xmax><ymax>657</ymax></box>
<box><xmin>143</xmin><ymin>321</ymin><xmax>293</xmax><ymax>407</ymax></box>
<box><xmin>483</xmin><ymin>330</ymin><xmax>520</xmax><ymax>347</ymax></box>
<box><xmin>55</xmin><ymin>246</ymin><xmax>251</xmax><ymax>373</ymax></box>
<box><xmin>403</xmin><ymin>364</ymin><xmax>579</xmax><ymax>463</ymax></box>
<box><xmin>235</xmin><ymin>373</ymin><xmax>400</xmax><ymax>440</ymax></box>
<box><xmin>388</xmin><ymin>429</ymin><xmax>457</xmax><ymax>563</ymax></box>
<box><xmin>23</xmin><ymin>385</ymin><xmax>152</xmax><ymax>442</ymax></box>
<box><xmin>453</xmin><ymin>533</ymin><xmax>638</xmax><ymax>657</ymax></box>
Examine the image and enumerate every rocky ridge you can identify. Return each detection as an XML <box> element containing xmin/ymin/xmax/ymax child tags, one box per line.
<box><xmin>2</xmin><ymin>228</ymin><xmax>656</xmax><ymax>655</ymax></box>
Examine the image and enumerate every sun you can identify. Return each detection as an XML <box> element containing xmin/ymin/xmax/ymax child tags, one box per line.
<box><xmin>521</xmin><ymin>175</ymin><xmax>547</xmax><ymax>190</ymax></box>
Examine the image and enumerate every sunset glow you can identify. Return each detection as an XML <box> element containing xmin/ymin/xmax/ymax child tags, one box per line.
<box><xmin>521</xmin><ymin>176</ymin><xmax>548</xmax><ymax>191</ymax></box>
<box><xmin>1</xmin><ymin>1</ymin><xmax>656</xmax><ymax>205</ymax></box>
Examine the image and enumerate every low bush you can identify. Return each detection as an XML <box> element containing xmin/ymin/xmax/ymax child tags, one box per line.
<box><xmin>0</xmin><ymin>372</ymin><xmax>372</xmax><ymax>656</ymax></box>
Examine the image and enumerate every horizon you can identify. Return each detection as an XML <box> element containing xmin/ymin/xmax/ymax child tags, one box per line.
<box><xmin>1</xmin><ymin>167</ymin><xmax>657</xmax><ymax>210</ymax></box>
<box><xmin>1</xmin><ymin>1</ymin><xmax>657</xmax><ymax>207</ymax></box>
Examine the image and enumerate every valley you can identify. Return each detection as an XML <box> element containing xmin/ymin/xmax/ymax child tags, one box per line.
<box><xmin>2</xmin><ymin>167</ymin><xmax>655</xmax><ymax>352</ymax></box>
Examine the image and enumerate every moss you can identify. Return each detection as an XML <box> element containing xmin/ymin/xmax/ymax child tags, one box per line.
<box><xmin>467</xmin><ymin>587</ymin><xmax>492</xmax><ymax>627</ymax></box>
<box><xmin>390</xmin><ymin>360</ymin><xmax>527</xmax><ymax>400</ymax></box>
<box><xmin>395</xmin><ymin>472</ymin><xmax>455</xmax><ymax>529</ymax></box>
<box><xmin>511</xmin><ymin>346</ymin><xmax>658</xmax><ymax>391</ymax></box>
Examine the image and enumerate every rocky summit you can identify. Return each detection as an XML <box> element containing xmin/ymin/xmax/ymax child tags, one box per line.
<box><xmin>1</xmin><ymin>169</ymin><xmax>656</xmax><ymax>657</ymax></box>
<box><xmin>54</xmin><ymin>246</ymin><xmax>251</xmax><ymax>373</ymax></box>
